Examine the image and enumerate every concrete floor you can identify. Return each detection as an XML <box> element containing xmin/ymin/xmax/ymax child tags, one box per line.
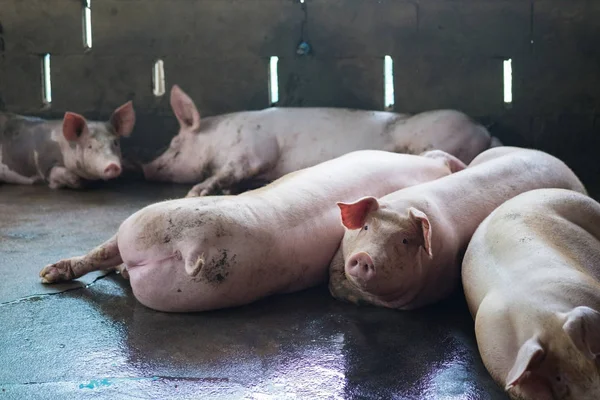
<box><xmin>0</xmin><ymin>181</ymin><xmax>508</xmax><ymax>400</ymax></box>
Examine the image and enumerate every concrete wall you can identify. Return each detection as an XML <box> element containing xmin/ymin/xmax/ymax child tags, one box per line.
<box><xmin>1</xmin><ymin>0</ymin><xmax>599</xmax><ymax>186</ymax></box>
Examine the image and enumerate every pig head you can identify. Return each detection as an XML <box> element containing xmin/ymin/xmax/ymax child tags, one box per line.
<box><xmin>481</xmin><ymin>305</ymin><xmax>600</xmax><ymax>400</ymax></box>
<box><xmin>142</xmin><ymin>85</ymin><xmax>205</xmax><ymax>183</ymax></box>
<box><xmin>60</xmin><ymin>101</ymin><xmax>135</xmax><ymax>180</ymax></box>
<box><xmin>334</xmin><ymin>196</ymin><xmax>434</xmax><ymax>307</ymax></box>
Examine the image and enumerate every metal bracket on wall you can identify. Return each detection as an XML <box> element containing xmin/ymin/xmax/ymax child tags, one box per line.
<box><xmin>296</xmin><ymin>0</ymin><xmax>312</xmax><ymax>56</ymax></box>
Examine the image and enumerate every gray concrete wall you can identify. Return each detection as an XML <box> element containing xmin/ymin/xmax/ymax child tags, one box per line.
<box><xmin>0</xmin><ymin>0</ymin><xmax>599</xmax><ymax>185</ymax></box>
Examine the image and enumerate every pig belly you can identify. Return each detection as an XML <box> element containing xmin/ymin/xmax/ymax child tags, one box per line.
<box><xmin>123</xmin><ymin>229</ymin><xmax>338</xmax><ymax>313</ymax></box>
<box><xmin>267</xmin><ymin>135</ymin><xmax>393</xmax><ymax>179</ymax></box>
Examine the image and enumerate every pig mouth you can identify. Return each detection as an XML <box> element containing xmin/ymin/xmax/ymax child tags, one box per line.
<box><xmin>142</xmin><ymin>161</ymin><xmax>172</xmax><ymax>181</ymax></box>
<box><xmin>343</xmin><ymin>272</ymin><xmax>407</xmax><ymax>303</ymax></box>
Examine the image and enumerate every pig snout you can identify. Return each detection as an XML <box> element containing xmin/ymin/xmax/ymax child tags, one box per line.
<box><xmin>103</xmin><ymin>163</ymin><xmax>122</xmax><ymax>179</ymax></box>
<box><xmin>142</xmin><ymin>161</ymin><xmax>167</xmax><ymax>181</ymax></box>
<box><xmin>346</xmin><ymin>252</ymin><xmax>375</xmax><ymax>284</ymax></box>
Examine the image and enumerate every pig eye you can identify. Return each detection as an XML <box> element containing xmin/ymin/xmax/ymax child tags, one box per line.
<box><xmin>88</xmin><ymin>145</ymin><xmax>92</xmax><ymax>149</ymax></box>
<box><xmin>363</xmin><ymin>225</ymin><xmax>368</xmax><ymax>231</ymax></box>
<box><xmin>402</xmin><ymin>238</ymin><xmax>408</xmax><ymax>244</ymax></box>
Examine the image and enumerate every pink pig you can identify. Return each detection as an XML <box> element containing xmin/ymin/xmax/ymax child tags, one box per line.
<box><xmin>0</xmin><ymin>102</ymin><xmax>135</xmax><ymax>189</ymax></box>
<box><xmin>143</xmin><ymin>85</ymin><xmax>499</xmax><ymax>197</ymax></box>
<box><xmin>329</xmin><ymin>147</ymin><xmax>587</xmax><ymax>310</ymax></box>
<box><xmin>463</xmin><ymin>188</ymin><xmax>600</xmax><ymax>400</ymax></box>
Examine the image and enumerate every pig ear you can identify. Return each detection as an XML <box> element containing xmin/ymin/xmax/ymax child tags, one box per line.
<box><xmin>170</xmin><ymin>84</ymin><xmax>201</xmax><ymax>132</ymax></box>
<box><xmin>337</xmin><ymin>196</ymin><xmax>380</xmax><ymax>230</ymax></box>
<box><xmin>563</xmin><ymin>306</ymin><xmax>600</xmax><ymax>360</ymax></box>
<box><xmin>62</xmin><ymin>112</ymin><xmax>88</xmax><ymax>142</ymax></box>
<box><xmin>110</xmin><ymin>101</ymin><xmax>136</xmax><ymax>137</ymax></box>
<box><xmin>408</xmin><ymin>207</ymin><xmax>433</xmax><ymax>258</ymax></box>
<box><xmin>505</xmin><ymin>337</ymin><xmax>546</xmax><ymax>390</ymax></box>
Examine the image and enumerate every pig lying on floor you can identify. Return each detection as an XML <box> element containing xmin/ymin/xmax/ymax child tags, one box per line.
<box><xmin>143</xmin><ymin>85</ymin><xmax>500</xmax><ymax>197</ymax></box>
<box><xmin>0</xmin><ymin>102</ymin><xmax>136</xmax><ymax>189</ymax></box>
<box><xmin>40</xmin><ymin>150</ymin><xmax>464</xmax><ymax>312</ymax></box>
<box><xmin>328</xmin><ymin>147</ymin><xmax>587</xmax><ymax>310</ymax></box>
<box><xmin>463</xmin><ymin>189</ymin><xmax>600</xmax><ymax>400</ymax></box>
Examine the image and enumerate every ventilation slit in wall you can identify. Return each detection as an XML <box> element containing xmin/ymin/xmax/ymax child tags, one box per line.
<box><xmin>503</xmin><ymin>59</ymin><xmax>512</xmax><ymax>105</ymax></box>
<box><xmin>384</xmin><ymin>55</ymin><xmax>395</xmax><ymax>110</ymax></box>
<box><xmin>41</xmin><ymin>53</ymin><xmax>52</xmax><ymax>106</ymax></box>
<box><xmin>153</xmin><ymin>59</ymin><xmax>166</xmax><ymax>97</ymax></box>
<box><xmin>268</xmin><ymin>56</ymin><xmax>279</xmax><ymax>106</ymax></box>
<box><xmin>82</xmin><ymin>0</ymin><xmax>93</xmax><ymax>50</ymax></box>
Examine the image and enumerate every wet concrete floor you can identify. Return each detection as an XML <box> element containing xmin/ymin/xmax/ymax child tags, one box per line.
<box><xmin>0</xmin><ymin>181</ymin><xmax>509</xmax><ymax>399</ymax></box>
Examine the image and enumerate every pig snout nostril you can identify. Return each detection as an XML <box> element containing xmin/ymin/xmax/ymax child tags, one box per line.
<box><xmin>347</xmin><ymin>252</ymin><xmax>375</xmax><ymax>282</ymax></box>
<box><xmin>104</xmin><ymin>163</ymin><xmax>122</xmax><ymax>178</ymax></box>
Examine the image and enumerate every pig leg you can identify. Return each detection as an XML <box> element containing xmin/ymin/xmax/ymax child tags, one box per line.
<box><xmin>0</xmin><ymin>163</ymin><xmax>37</xmax><ymax>185</ymax></box>
<box><xmin>186</xmin><ymin>156</ymin><xmax>270</xmax><ymax>197</ymax></box>
<box><xmin>48</xmin><ymin>166</ymin><xmax>82</xmax><ymax>189</ymax></box>
<box><xmin>40</xmin><ymin>234</ymin><xmax>122</xmax><ymax>283</ymax></box>
<box><xmin>420</xmin><ymin>150</ymin><xmax>467</xmax><ymax>173</ymax></box>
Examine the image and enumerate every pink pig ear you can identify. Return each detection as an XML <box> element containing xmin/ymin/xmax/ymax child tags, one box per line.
<box><xmin>337</xmin><ymin>196</ymin><xmax>379</xmax><ymax>230</ymax></box>
<box><xmin>62</xmin><ymin>112</ymin><xmax>88</xmax><ymax>142</ymax></box>
<box><xmin>170</xmin><ymin>84</ymin><xmax>201</xmax><ymax>132</ymax></box>
<box><xmin>563</xmin><ymin>306</ymin><xmax>600</xmax><ymax>360</ymax></box>
<box><xmin>408</xmin><ymin>207</ymin><xmax>433</xmax><ymax>258</ymax></box>
<box><xmin>110</xmin><ymin>101</ymin><xmax>136</xmax><ymax>137</ymax></box>
<box><xmin>505</xmin><ymin>337</ymin><xmax>545</xmax><ymax>390</ymax></box>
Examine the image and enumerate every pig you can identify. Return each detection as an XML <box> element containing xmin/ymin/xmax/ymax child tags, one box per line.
<box><xmin>40</xmin><ymin>149</ymin><xmax>465</xmax><ymax>312</ymax></box>
<box><xmin>0</xmin><ymin>102</ymin><xmax>135</xmax><ymax>189</ymax></box>
<box><xmin>142</xmin><ymin>84</ymin><xmax>500</xmax><ymax>197</ymax></box>
<box><xmin>462</xmin><ymin>188</ymin><xmax>600</xmax><ymax>400</ymax></box>
<box><xmin>328</xmin><ymin>147</ymin><xmax>587</xmax><ymax>310</ymax></box>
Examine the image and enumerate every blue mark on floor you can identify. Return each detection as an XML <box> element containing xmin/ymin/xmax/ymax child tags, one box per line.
<box><xmin>79</xmin><ymin>376</ymin><xmax>159</xmax><ymax>389</ymax></box>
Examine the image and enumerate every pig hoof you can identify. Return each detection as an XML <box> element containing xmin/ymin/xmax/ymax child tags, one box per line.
<box><xmin>39</xmin><ymin>260</ymin><xmax>75</xmax><ymax>283</ymax></box>
<box><xmin>185</xmin><ymin>189</ymin><xmax>200</xmax><ymax>198</ymax></box>
<box><xmin>116</xmin><ymin>264</ymin><xmax>130</xmax><ymax>280</ymax></box>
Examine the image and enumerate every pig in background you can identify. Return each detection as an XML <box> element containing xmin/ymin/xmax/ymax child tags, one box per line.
<box><xmin>462</xmin><ymin>189</ymin><xmax>600</xmax><ymax>400</ymax></box>
<box><xmin>0</xmin><ymin>102</ymin><xmax>136</xmax><ymax>189</ymax></box>
<box><xmin>143</xmin><ymin>84</ymin><xmax>502</xmax><ymax>197</ymax></box>
<box><xmin>328</xmin><ymin>147</ymin><xmax>587</xmax><ymax>310</ymax></box>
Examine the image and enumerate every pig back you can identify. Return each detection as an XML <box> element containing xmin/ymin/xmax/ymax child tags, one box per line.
<box><xmin>462</xmin><ymin>188</ymin><xmax>600</xmax><ymax>312</ymax></box>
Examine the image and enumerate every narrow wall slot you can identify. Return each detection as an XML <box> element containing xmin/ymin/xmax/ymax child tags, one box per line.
<box><xmin>153</xmin><ymin>59</ymin><xmax>166</xmax><ymax>97</ymax></box>
<box><xmin>82</xmin><ymin>0</ymin><xmax>93</xmax><ymax>50</ymax></box>
<box><xmin>384</xmin><ymin>55</ymin><xmax>395</xmax><ymax>110</ymax></box>
<box><xmin>503</xmin><ymin>59</ymin><xmax>512</xmax><ymax>105</ymax></box>
<box><xmin>268</xmin><ymin>56</ymin><xmax>279</xmax><ymax>105</ymax></box>
<box><xmin>41</xmin><ymin>53</ymin><xmax>52</xmax><ymax>106</ymax></box>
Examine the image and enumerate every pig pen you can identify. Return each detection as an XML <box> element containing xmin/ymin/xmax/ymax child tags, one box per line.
<box><xmin>1</xmin><ymin>1</ymin><xmax>599</xmax><ymax>399</ymax></box>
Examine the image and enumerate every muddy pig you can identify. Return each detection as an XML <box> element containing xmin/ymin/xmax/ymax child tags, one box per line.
<box><xmin>462</xmin><ymin>189</ymin><xmax>600</xmax><ymax>400</ymax></box>
<box><xmin>40</xmin><ymin>150</ymin><xmax>465</xmax><ymax>312</ymax></box>
<box><xmin>0</xmin><ymin>102</ymin><xmax>135</xmax><ymax>189</ymax></box>
<box><xmin>142</xmin><ymin>84</ymin><xmax>500</xmax><ymax>197</ymax></box>
<box><xmin>328</xmin><ymin>147</ymin><xmax>586</xmax><ymax>310</ymax></box>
